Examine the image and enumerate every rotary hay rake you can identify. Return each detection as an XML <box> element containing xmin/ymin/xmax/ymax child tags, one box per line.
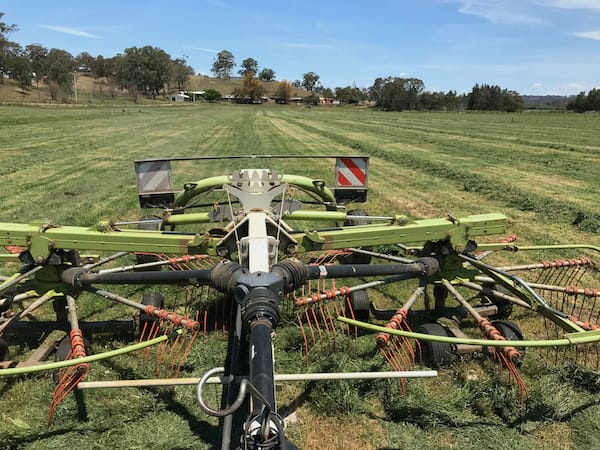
<box><xmin>0</xmin><ymin>155</ymin><xmax>598</xmax><ymax>449</ymax></box>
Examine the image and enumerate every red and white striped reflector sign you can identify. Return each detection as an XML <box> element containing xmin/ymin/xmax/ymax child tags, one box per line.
<box><xmin>335</xmin><ymin>157</ymin><xmax>369</xmax><ymax>187</ymax></box>
<box><xmin>135</xmin><ymin>160</ymin><xmax>173</xmax><ymax>194</ymax></box>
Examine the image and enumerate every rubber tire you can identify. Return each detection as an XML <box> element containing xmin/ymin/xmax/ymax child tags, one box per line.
<box><xmin>0</xmin><ymin>338</ymin><xmax>10</xmax><ymax>362</ymax></box>
<box><xmin>340</xmin><ymin>210</ymin><xmax>372</xmax><ymax>265</ymax></box>
<box><xmin>55</xmin><ymin>335</ymin><xmax>91</xmax><ymax>362</ymax></box>
<box><xmin>53</xmin><ymin>335</ymin><xmax>91</xmax><ymax>383</ymax></box>
<box><xmin>482</xmin><ymin>284</ymin><xmax>513</xmax><ymax>319</ymax></box>
<box><xmin>139</xmin><ymin>291</ymin><xmax>165</xmax><ymax>337</ymax></box>
<box><xmin>346</xmin><ymin>290</ymin><xmax>370</xmax><ymax>322</ymax></box>
<box><xmin>492</xmin><ymin>319</ymin><xmax>525</xmax><ymax>361</ymax></box>
<box><xmin>415</xmin><ymin>323</ymin><xmax>454</xmax><ymax>368</ymax></box>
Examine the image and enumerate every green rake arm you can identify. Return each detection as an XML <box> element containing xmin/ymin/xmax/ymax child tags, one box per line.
<box><xmin>0</xmin><ymin>329</ymin><xmax>183</xmax><ymax>377</ymax></box>
<box><xmin>339</xmin><ymin>317</ymin><xmax>600</xmax><ymax>347</ymax></box>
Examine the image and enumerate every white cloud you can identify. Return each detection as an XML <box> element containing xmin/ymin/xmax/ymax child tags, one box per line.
<box><xmin>532</xmin><ymin>82</ymin><xmax>543</xmax><ymax>89</ymax></box>
<box><xmin>40</xmin><ymin>25</ymin><xmax>100</xmax><ymax>39</ymax></box>
<box><xmin>450</xmin><ymin>0</ymin><xmax>547</xmax><ymax>24</ymax></box>
<box><xmin>573</xmin><ymin>30</ymin><xmax>600</xmax><ymax>40</ymax></box>
<box><xmin>450</xmin><ymin>0</ymin><xmax>600</xmax><ymax>24</ymax></box>
<box><xmin>184</xmin><ymin>46</ymin><xmax>219</xmax><ymax>53</ymax></box>
<box><xmin>535</xmin><ymin>0</ymin><xmax>600</xmax><ymax>10</ymax></box>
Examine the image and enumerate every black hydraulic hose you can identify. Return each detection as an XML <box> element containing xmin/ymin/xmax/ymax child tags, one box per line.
<box><xmin>61</xmin><ymin>267</ymin><xmax>213</xmax><ymax>288</ymax></box>
<box><xmin>305</xmin><ymin>257</ymin><xmax>439</xmax><ymax>280</ymax></box>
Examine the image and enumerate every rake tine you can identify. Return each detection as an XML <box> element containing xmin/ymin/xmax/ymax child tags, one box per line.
<box><xmin>297</xmin><ymin>314</ymin><xmax>310</xmax><ymax>367</ymax></box>
<box><xmin>332</xmin><ymin>300</ymin><xmax>348</xmax><ymax>339</ymax></box>
<box><xmin>318</xmin><ymin>304</ymin><xmax>332</xmax><ymax>353</ymax></box>
<box><xmin>310</xmin><ymin>307</ymin><xmax>324</xmax><ymax>349</ymax></box>
<box><xmin>175</xmin><ymin>329</ymin><xmax>200</xmax><ymax>378</ymax></box>
<box><xmin>324</xmin><ymin>303</ymin><xmax>338</xmax><ymax>351</ymax></box>
<box><xmin>304</xmin><ymin>309</ymin><xmax>318</xmax><ymax>358</ymax></box>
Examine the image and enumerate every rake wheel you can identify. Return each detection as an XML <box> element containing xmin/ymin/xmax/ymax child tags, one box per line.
<box><xmin>0</xmin><ymin>338</ymin><xmax>9</xmax><ymax>362</ymax></box>
<box><xmin>139</xmin><ymin>291</ymin><xmax>165</xmax><ymax>337</ymax></box>
<box><xmin>416</xmin><ymin>323</ymin><xmax>454</xmax><ymax>368</ymax></box>
<box><xmin>492</xmin><ymin>319</ymin><xmax>525</xmax><ymax>360</ymax></box>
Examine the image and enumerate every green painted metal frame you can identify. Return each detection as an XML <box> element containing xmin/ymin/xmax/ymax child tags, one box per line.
<box><xmin>0</xmin><ymin>213</ymin><xmax>506</xmax><ymax>264</ymax></box>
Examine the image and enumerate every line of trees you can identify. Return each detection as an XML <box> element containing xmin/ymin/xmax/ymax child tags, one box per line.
<box><xmin>1</xmin><ymin>11</ymin><xmax>528</xmax><ymax>110</ymax></box>
<box><xmin>567</xmin><ymin>89</ymin><xmax>600</xmax><ymax>112</ymax></box>
<box><xmin>368</xmin><ymin>78</ymin><xmax>523</xmax><ymax>112</ymax></box>
<box><xmin>1</xmin><ymin>13</ymin><xmax>196</xmax><ymax>101</ymax></box>
<box><xmin>211</xmin><ymin>50</ymin><xmax>276</xmax><ymax>82</ymax></box>
<box><xmin>466</xmin><ymin>83</ymin><xmax>523</xmax><ymax>112</ymax></box>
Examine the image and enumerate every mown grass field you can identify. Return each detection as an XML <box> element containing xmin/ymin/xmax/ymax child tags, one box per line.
<box><xmin>0</xmin><ymin>103</ymin><xmax>599</xmax><ymax>450</ymax></box>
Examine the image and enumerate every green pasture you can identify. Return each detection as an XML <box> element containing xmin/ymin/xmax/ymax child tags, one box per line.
<box><xmin>0</xmin><ymin>104</ymin><xmax>599</xmax><ymax>449</ymax></box>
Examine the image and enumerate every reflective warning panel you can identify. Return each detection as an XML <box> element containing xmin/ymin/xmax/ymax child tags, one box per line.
<box><xmin>334</xmin><ymin>157</ymin><xmax>369</xmax><ymax>203</ymax></box>
<box><xmin>134</xmin><ymin>160</ymin><xmax>174</xmax><ymax>208</ymax></box>
<box><xmin>335</xmin><ymin>157</ymin><xmax>369</xmax><ymax>188</ymax></box>
<box><xmin>135</xmin><ymin>160</ymin><xmax>172</xmax><ymax>195</ymax></box>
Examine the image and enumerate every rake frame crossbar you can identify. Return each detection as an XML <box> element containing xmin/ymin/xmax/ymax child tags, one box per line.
<box><xmin>77</xmin><ymin>369</ymin><xmax>438</xmax><ymax>389</ymax></box>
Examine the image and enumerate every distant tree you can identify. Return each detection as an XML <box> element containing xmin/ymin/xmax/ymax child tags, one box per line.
<box><xmin>275</xmin><ymin>80</ymin><xmax>293</xmax><ymax>103</ymax></box>
<box><xmin>303</xmin><ymin>93</ymin><xmax>320</xmax><ymax>106</ymax></box>
<box><xmin>106</xmin><ymin>54</ymin><xmax>125</xmax><ymax>98</ymax></box>
<box><xmin>335</xmin><ymin>85</ymin><xmax>365</xmax><ymax>104</ymax></box>
<box><xmin>91</xmin><ymin>55</ymin><xmax>108</xmax><ymax>78</ymax></box>
<box><xmin>404</xmin><ymin>78</ymin><xmax>425</xmax><ymax>109</ymax></box>
<box><xmin>0</xmin><ymin>12</ymin><xmax>20</xmax><ymax>82</ymax></box>
<box><xmin>171</xmin><ymin>56</ymin><xmax>194</xmax><ymax>90</ymax></box>
<box><xmin>118</xmin><ymin>46</ymin><xmax>172</xmax><ymax>100</ymax></box>
<box><xmin>239</xmin><ymin>57</ymin><xmax>258</xmax><ymax>77</ymax></box>
<box><xmin>258</xmin><ymin>67</ymin><xmax>275</xmax><ymax>81</ymax></box>
<box><xmin>203</xmin><ymin>88</ymin><xmax>222</xmax><ymax>102</ymax></box>
<box><xmin>420</xmin><ymin>91</ymin><xmax>444</xmax><ymax>111</ymax></box>
<box><xmin>567</xmin><ymin>89</ymin><xmax>600</xmax><ymax>112</ymax></box>
<box><xmin>588</xmin><ymin>88</ymin><xmax>600</xmax><ymax>111</ymax></box>
<box><xmin>45</xmin><ymin>48</ymin><xmax>76</xmax><ymax>100</ymax></box>
<box><xmin>467</xmin><ymin>83</ymin><xmax>523</xmax><ymax>112</ymax></box>
<box><xmin>302</xmin><ymin>72</ymin><xmax>320</xmax><ymax>92</ymax></box>
<box><xmin>368</xmin><ymin>76</ymin><xmax>395</xmax><ymax>102</ymax></box>
<box><xmin>321</xmin><ymin>87</ymin><xmax>334</xmax><ymax>98</ymax></box>
<box><xmin>444</xmin><ymin>90</ymin><xmax>463</xmax><ymax>111</ymax></box>
<box><xmin>291</xmin><ymin>79</ymin><xmax>301</xmax><ymax>88</ymax></box>
<box><xmin>25</xmin><ymin>44</ymin><xmax>48</xmax><ymax>86</ymax></box>
<box><xmin>567</xmin><ymin>92</ymin><xmax>588</xmax><ymax>112</ymax></box>
<box><xmin>11</xmin><ymin>55</ymin><xmax>31</xmax><ymax>91</ymax></box>
<box><xmin>75</xmin><ymin>51</ymin><xmax>95</xmax><ymax>72</ymax></box>
<box><xmin>212</xmin><ymin>50</ymin><xmax>235</xmax><ymax>79</ymax></box>
<box><xmin>373</xmin><ymin>77</ymin><xmax>424</xmax><ymax>111</ymax></box>
<box><xmin>235</xmin><ymin>70</ymin><xmax>264</xmax><ymax>103</ymax></box>
<box><xmin>503</xmin><ymin>90</ymin><xmax>523</xmax><ymax>112</ymax></box>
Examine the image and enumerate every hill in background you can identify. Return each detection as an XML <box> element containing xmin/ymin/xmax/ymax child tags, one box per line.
<box><xmin>1</xmin><ymin>76</ymin><xmax>575</xmax><ymax>109</ymax></box>
<box><xmin>522</xmin><ymin>95</ymin><xmax>573</xmax><ymax>109</ymax></box>
<box><xmin>0</xmin><ymin>74</ymin><xmax>309</xmax><ymax>104</ymax></box>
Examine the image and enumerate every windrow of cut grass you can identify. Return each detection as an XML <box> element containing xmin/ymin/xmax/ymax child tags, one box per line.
<box><xmin>0</xmin><ymin>104</ymin><xmax>599</xmax><ymax>450</ymax></box>
<box><xmin>265</xmin><ymin>107</ymin><xmax>599</xmax><ymax>238</ymax></box>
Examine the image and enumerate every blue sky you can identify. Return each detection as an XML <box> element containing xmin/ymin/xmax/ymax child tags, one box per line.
<box><xmin>2</xmin><ymin>0</ymin><xmax>599</xmax><ymax>95</ymax></box>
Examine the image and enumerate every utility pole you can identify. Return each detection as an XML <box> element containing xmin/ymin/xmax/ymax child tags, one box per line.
<box><xmin>73</xmin><ymin>73</ymin><xmax>78</xmax><ymax>103</ymax></box>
